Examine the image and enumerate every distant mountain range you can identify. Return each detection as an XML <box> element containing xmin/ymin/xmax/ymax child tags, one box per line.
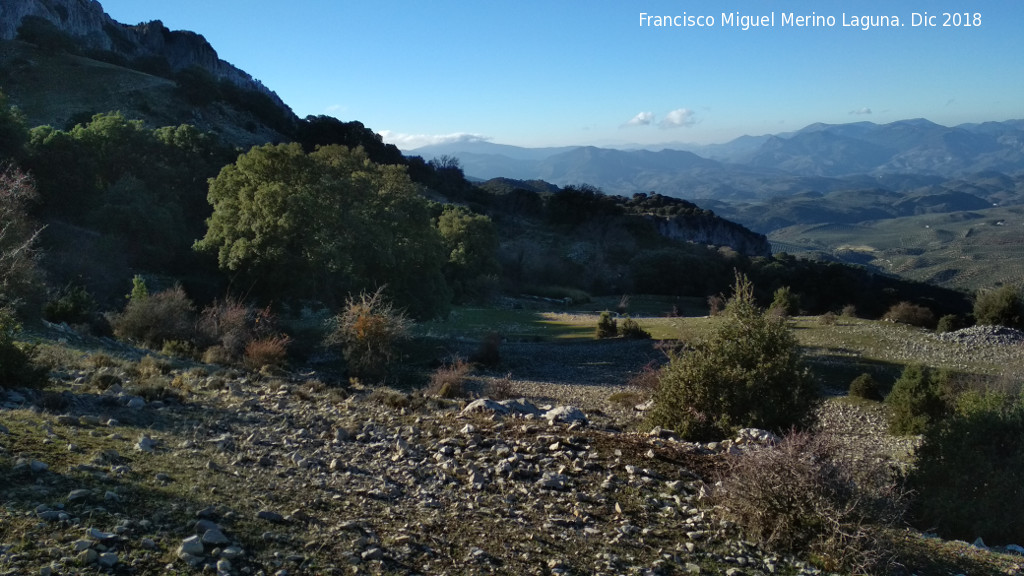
<box><xmin>411</xmin><ymin>119</ymin><xmax>1024</xmax><ymax>200</ymax></box>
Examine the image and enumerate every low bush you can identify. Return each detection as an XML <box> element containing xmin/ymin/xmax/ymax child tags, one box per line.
<box><xmin>649</xmin><ymin>273</ymin><xmax>817</xmax><ymax>441</ymax></box>
<box><xmin>110</xmin><ymin>284</ymin><xmax>196</xmax><ymax>348</ymax></box>
<box><xmin>882</xmin><ymin>301</ymin><xmax>935</xmax><ymax>329</ymax></box>
<box><xmin>0</xmin><ymin>307</ymin><xmax>46</xmax><ymax>390</ymax></box>
<box><xmin>910</xmin><ymin>390</ymin><xmax>1024</xmax><ymax>544</ymax></box>
<box><xmin>426</xmin><ymin>357</ymin><xmax>472</xmax><ymax>398</ymax></box>
<box><xmin>43</xmin><ymin>283</ymin><xmax>95</xmax><ymax>325</ymax></box>
<box><xmin>819</xmin><ymin>311</ymin><xmax>838</xmax><ymax>326</ymax></box>
<box><xmin>324</xmin><ymin>287</ymin><xmax>411</xmax><ymax>380</ymax></box>
<box><xmin>769</xmin><ymin>286</ymin><xmax>800</xmax><ymax>317</ymax></box>
<box><xmin>841</xmin><ymin>304</ymin><xmax>858</xmax><ymax>318</ymax></box>
<box><xmin>243</xmin><ymin>336</ymin><xmax>290</xmax><ymax>371</ymax></box>
<box><xmin>485</xmin><ymin>373</ymin><xmax>516</xmax><ymax>400</ymax></box>
<box><xmin>885</xmin><ymin>364</ymin><xmax>947</xmax><ymax>435</ymax></box>
<box><xmin>935</xmin><ymin>314</ymin><xmax>963</xmax><ymax>333</ymax></box>
<box><xmin>138</xmin><ymin>355</ymin><xmax>172</xmax><ymax>378</ymax></box>
<box><xmin>198</xmin><ymin>297</ymin><xmax>279</xmax><ymax>363</ymax></box>
<box><xmin>161</xmin><ymin>339</ymin><xmax>197</xmax><ymax>360</ymax></box>
<box><xmin>973</xmin><ymin>285</ymin><xmax>1024</xmax><ymax>329</ymax></box>
<box><xmin>470</xmin><ymin>332</ymin><xmax>501</xmax><ymax>368</ymax></box>
<box><xmin>714</xmin><ymin>431</ymin><xmax>907</xmax><ymax>574</ymax></box>
<box><xmin>627</xmin><ymin>360</ymin><xmax>662</xmax><ymax>392</ymax></box>
<box><xmin>596</xmin><ymin>311</ymin><xmax>618</xmax><ymax>339</ymax></box>
<box><xmin>849</xmin><ymin>373</ymin><xmax>883</xmax><ymax>401</ymax></box>
<box><xmin>619</xmin><ymin>316</ymin><xmax>651</xmax><ymax>339</ymax></box>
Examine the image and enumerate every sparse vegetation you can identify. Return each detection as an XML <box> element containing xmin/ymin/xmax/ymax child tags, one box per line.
<box><xmin>426</xmin><ymin>357</ymin><xmax>472</xmax><ymax>398</ymax></box>
<box><xmin>714</xmin><ymin>431</ymin><xmax>907</xmax><ymax>574</ymax></box>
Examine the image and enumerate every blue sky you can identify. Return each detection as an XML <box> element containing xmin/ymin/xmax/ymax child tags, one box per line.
<box><xmin>98</xmin><ymin>1</ymin><xmax>1024</xmax><ymax>149</ymax></box>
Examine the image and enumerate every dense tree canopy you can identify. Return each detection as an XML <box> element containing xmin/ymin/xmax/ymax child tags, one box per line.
<box><xmin>437</xmin><ymin>205</ymin><xmax>500</xmax><ymax>300</ymax></box>
<box><xmin>196</xmin><ymin>143</ymin><xmax>450</xmax><ymax>318</ymax></box>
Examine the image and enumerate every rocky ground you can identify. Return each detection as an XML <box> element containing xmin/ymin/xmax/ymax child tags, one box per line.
<box><xmin>1</xmin><ymin>326</ymin><xmax>1023</xmax><ymax>575</ymax></box>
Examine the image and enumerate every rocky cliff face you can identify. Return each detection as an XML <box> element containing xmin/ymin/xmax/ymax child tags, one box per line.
<box><xmin>651</xmin><ymin>214</ymin><xmax>772</xmax><ymax>257</ymax></box>
<box><xmin>0</xmin><ymin>0</ymin><xmax>290</xmax><ymax>113</ymax></box>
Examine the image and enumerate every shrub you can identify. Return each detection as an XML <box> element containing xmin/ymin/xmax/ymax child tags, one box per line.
<box><xmin>910</xmin><ymin>391</ymin><xmax>1024</xmax><ymax>544</ymax></box>
<box><xmin>619</xmin><ymin>316</ymin><xmax>651</xmax><ymax>339</ymax></box>
<box><xmin>485</xmin><ymin>373</ymin><xmax>516</xmax><ymax>400</ymax></box>
<box><xmin>110</xmin><ymin>284</ymin><xmax>196</xmax><ymax>348</ymax></box>
<box><xmin>819</xmin><ymin>311</ymin><xmax>837</xmax><ymax>326</ymax></box>
<box><xmin>769</xmin><ymin>286</ymin><xmax>800</xmax><ymax>317</ymax></box>
<box><xmin>202</xmin><ymin>345</ymin><xmax>232</xmax><ymax>366</ymax></box>
<box><xmin>43</xmin><ymin>283</ymin><xmax>96</xmax><ymax>325</ymax></box>
<box><xmin>935</xmin><ymin>314</ymin><xmax>963</xmax><ymax>333</ymax></box>
<box><xmin>426</xmin><ymin>357</ymin><xmax>472</xmax><ymax>398</ymax></box>
<box><xmin>198</xmin><ymin>297</ymin><xmax>278</xmax><ymax>363</ymax></box>
<box><xmin>0</xmin><ymin>307</ymin><xmax>46</xmax><ymax>390</ymax></box>
<box><xmin>243</xmin><ymin>336</ymin><xmax>290</xmax><ymax>371</ymax></box>
<box><xmin>973</xmin><ymin>285</ymin><xmax>1024</xmax><ymax>329</ymax></box>
<box><xmin>882</xmin><ymin>301</ymin><xmax>935</xmax><ymax>329</ymax></box>
<box><xmin>88</xmin><ymin>353</ymin><xmax>118</xmax><ymax>368</ymax></box>
<box><xmin>649</xmin><ymin>273</ymin><xmax>818</xmax><ymax>441</ymax></box>
<box><xmin>849</xmin><ymin>373</ymin><xmax>882</xmax><ymax>401</ymax></box>
<box><xmin>707</xmin><ymin>294</ymin><xmax>725</xmax><ymax>316</ymax></box>
<box><xmin>469</xmin><ymin>332</ymin><xmax>501</xmax><ymax>368</ymax></box>
<box><xmin>324</xmin><ymin>287</ymin><xmax>411</xmax><ymax>380</ymax></box>
<box><xmin>841</xmin><ymin>304</ymin><xmax>858</xmax><ymax>318</ymax></box>
<box><xmin>596</xmin><ymin>311</ymin><xmax>618</xmax><ymax>339</ymax></box>
<box><xmin>885</xmin><ymin>364</ymin><xmax>946</xmax><ymax>435</ymax></box>
<box><xmin>0</xmin><ymin>166</ymin><xmax>44</xmax><ymax>311</ymax></box>
<box><xmin>714</xmin><ymin>431</ymin><xmax>907</xmax><ymax>574</ymax></box>
<box><xmin>626</xmin><ymin>360</ymin><xmax>662</xmax><ymax>392</ymax></box>
<box><xmin>161</xmin><ymin>339</ymin><xmax>197</xmax><ymax>360</ymax></box>
<box><xmin>138</xmin><ymin>355</ymin><xmax>172</xmax><ymax>378</ymax></box>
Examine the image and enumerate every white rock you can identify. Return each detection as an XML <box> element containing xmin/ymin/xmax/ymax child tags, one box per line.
<box><xmin>543</xmin><ymin>406</ymin><xmax>587</xmax><ymax>425</ymax></box>
<box><xmin>136</xmin><ymin>435</ymin><xmax>157</xmax><ymax>452</ymax></box>
<box><xmin>179</xmin><ymin>535</ymin><xmax>205</xmax><ymax>556</ymax></box>
<box><xmin>97</xmin><ymin>552</ymin><xmax>119</xmax><ymax>568</ymax></box>
<box><xmin>202</xmin><ymin>529</ymin><xmax>231</xmax><ymax>546</ymax></box>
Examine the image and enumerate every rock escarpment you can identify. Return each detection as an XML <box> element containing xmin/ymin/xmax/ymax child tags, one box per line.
<box><xmin>0</xmin><ymin>0</ymin><xmax>290</xmax><ymax>113</ymax></box>
<box><xmin>651</xmin><ymin>213</ymin><xmax>772</xmax><ymax>257</ymax></box>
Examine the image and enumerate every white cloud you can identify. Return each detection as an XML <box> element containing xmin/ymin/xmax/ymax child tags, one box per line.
<box><xmin>659</xmin><ymin>108</ymin><xmax>696</xmax><ymax>128</ymax></box>
<box><xmin>624</xmin><ymin>111</ymin><xmax>655</xmax><ymax>126</ymax></box>
<box><xmin>849</xmin><ymin>107</ymin><xmax>873</xmax><ymax>115</ymax></box>
<box><xmin>378</xmin><ymin>131</ymin><xmax>492</xmax><ymax>150</ymax></box>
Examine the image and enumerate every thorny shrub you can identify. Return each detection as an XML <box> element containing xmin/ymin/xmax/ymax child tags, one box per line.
<box><xmin>426</xmin><ymin>357</ymin><xmax>472</xmax><ymax>398</ymax></box>
<box><xmin>324</xmin><ymin>287</ymin><xmax>411</xmax><ymax>380</ymax></box>
<box><xmin>713</xmin><ymin>431</ymin><xmax>908</xmax><ymax>574</ymax></box>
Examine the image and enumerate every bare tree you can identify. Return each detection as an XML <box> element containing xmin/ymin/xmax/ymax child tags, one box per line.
<box><xmin>0</xmin><ymin>165</ymin><xmax>45</xmax><ymax>309</ymax></box>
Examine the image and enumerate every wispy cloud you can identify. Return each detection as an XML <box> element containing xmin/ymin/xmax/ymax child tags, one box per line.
<box><xmin>624</xmin><ymin>111</ymin><xmax>655</xmax><ymax>127</ymax></box>
<box><xmin>324</xmin><ymin>104</ymin><xmax>347</xmax><ymax>115</ymax></box>
<box><xmin>849</xmin><ymin>107</ymin><xmax>872</xmax><ymax>115</ymax></box>
<box><xmin>378</xmin><ymin>131</ymin><xmax>492</xmax><ymax>150</ymax></box>
<box><xmin>659</xmin><ymin>108</ymin><xmax>696</xmax><ymax>128</ymax></box>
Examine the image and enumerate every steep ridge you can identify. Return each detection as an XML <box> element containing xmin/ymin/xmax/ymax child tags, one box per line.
<box><xmin>0</xmin><ymin>0</ymin><xmax>289</xmax><ymax>112</ymax></box>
